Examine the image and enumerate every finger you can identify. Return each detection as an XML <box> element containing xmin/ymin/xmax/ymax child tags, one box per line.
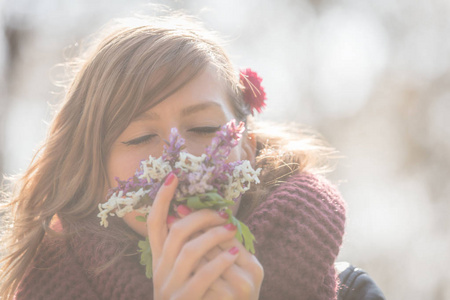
<box><xmin>194</xmin><ymin>256</ymin><xmax>235</xmax><ymax>300</ymax></box>
<box><xmin>203</xmin><ymin>275</ymin><xmax>235</xmax><ymax>300</ymax></box>
<box><xmin>147</xmin><ymin>172</ymin><xmax>178</xmax><ymax>260</ymax></box>
<box><xmin>203</xmin><ymin>245</ymin><xmax>253</xmax><ymax>296</ymax></box>
<box><xmin>157</xmin><ymin>209</ymin><xmax>229</xmax><ymax>273</ymax></box>
<box><xmin>203</xmin><ymin>281</ymin><xmax>234</xmax><ymax>300</ymax></box>
<box><xmin>204</xmin><ymin>242</ymin><xmax>264</xmax><ymax>297</ymax></box>
<box><xmin>216</xmin><ymin>238</ymin><xmax>262</xmax><ymax>271</ymax></box>
<box><xmin>176</xmin><ymin>204</ymin><xmax>192</xmax><ymax>218</ymax></box>
<box><xmin>166</xmin><ymin>215</ymin><xmax>178</xmax><ymax>230</ymax></box>
<box><xmin>171</xmin><ymin>223</ymin><xmax>237</xmax><ymax>283</ymax></box>
<box><xmin>179</xmin><ymin>248</ymin><xmax>239</xmax><ymax>299</ymax></box>
<box><xmin>193</xmin><ymin>257</ymin><xmax>234</xmax><ymax>300</ymax></box>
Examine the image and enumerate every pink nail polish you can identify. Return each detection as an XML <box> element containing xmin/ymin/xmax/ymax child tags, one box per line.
<box><xmin>164</xmin><ymin>172</ymin><xmax>175</xmax><ymax>186</ymax></box>
<box><xmin>224</xmin><ymin>223</ymin><xmax>237</xmax><ymax>231</ymax></box>
<box><xmin>218</xmin><ymin>210</ymin><xmax>229</xmax><ymax>219</ymax></box>
<box><xmin>229</xmin><ymin>246</ymin><xmax>239</xmax><ymax>255</ymax></box>
<box><xmin>166</xmin><ymin>215</ymin><xmax>177</xmax><ymax>225</ymax></box>
<box><xmin>176</xmin><ymin>205</ymin><xmax>192</xmax><ymax>216</ymax></box>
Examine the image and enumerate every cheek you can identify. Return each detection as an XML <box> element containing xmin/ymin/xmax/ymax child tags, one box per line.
<box><xmin>107</xmin><ymin>149</ymin><xmax>149</xmax><ymax>237</ymax></box>
<box><xmin>184</xmin><ymin>140</ymin><xmax>213</xmax><ymax>157</ymax></box>
<box><xmin>226</xmin><ymin>139</ymin><xmax>245</xmax><ymax>163</ymax></box>
<box><xmin>107</xmin><ymin>150</ymin><xmax>145</xmax><ymax>187</ymax></box>
<box><xmin>227</xmin><ymin>147</ymin><xmax>241</xmax><ymax>163</ymax></box>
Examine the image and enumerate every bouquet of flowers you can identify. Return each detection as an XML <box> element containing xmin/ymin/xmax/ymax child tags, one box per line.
<box><xmin>98</xmin><ymin>120</ymin><xmax>261</xmax><ymax>278</ymax></box>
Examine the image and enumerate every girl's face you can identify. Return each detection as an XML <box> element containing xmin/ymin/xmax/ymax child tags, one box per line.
<box><xmin>107</xmin><ymin>68</ymin><xmax>252</xmax><ymax>236</ymax></box>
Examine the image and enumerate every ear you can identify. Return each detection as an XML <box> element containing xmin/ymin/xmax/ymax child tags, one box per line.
<box><xmin>241</xmin><ymin>132</ymin><xmax>257</xmax><ymax>164</ymax></box>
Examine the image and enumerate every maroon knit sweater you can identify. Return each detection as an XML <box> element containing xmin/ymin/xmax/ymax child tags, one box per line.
<box><xmin>16</xmin><ymin>173</ymin><xmax>346</xmax><ymax>299</ymax></box>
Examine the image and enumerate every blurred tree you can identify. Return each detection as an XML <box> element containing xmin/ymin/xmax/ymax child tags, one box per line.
<box><xmin>0</xmin><ymin>14</ymin><xmax>28</xmax><ymax>177</ymax></box>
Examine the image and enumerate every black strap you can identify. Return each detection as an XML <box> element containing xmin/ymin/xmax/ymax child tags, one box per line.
<box><xmin>336</xmin><ymin>262</ymin><xmax>386</xmax><ymax>300</ymax></box>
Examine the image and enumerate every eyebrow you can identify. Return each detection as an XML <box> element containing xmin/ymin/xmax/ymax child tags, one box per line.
<box><xmin>133</xmin><ymin>101</ymin><xmax>223</xmax><ymax>122</ymax></box>
<box><xmin>134</xmin><ymin>111</ymin><xmax>159</xmax><ymax>122</ymax></box>
<box><xmin>181</xmin><ymin>101</ymin><xmax>222</xmax><ymax>117</ymax></box>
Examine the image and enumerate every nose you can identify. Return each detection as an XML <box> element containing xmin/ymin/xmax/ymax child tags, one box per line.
<box><xmin>158</xmin><ymin>128</ymin><xmax>210</xmax><ymax>158</ymax></box>
<box><xmin>183</xmin><ymin>139</ymin><xmax>208</xmax><ymax>157</ymax></box>
<box><xmin>143</xmin><ymin>130</ymin><xmax>173</xmax><ymax>159</ymax></box>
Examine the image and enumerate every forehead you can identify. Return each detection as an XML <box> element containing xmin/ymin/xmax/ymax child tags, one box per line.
<box><xmin>141</xmin><ymin>66</ymin><xmax>231</xmax><ymax>108</ymax></box>
<box><xmin>143</xmin><ymin>68</ymin><xmax>234</xmax><ymax>118</ymax></box>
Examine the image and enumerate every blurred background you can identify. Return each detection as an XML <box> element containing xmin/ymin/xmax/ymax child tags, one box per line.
<box><xmin>1</xmin><ymin>0</ymin><xmax>449</xmax><ymax>298</ymax></box>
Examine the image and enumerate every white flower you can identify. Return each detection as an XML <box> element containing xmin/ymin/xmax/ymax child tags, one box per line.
<box><xmin>233</xmin><ymin>161</ymin><xmax>261</xmax><ymax>184</ymax></box>
<box><xmin>139</xmin><ymin>156</ymin><xmax>172</xmax><ymax>183</ymax></box>
<box><xmin>175</xmin><ymin>152</ymin><xmax>206</xmax><ymax>172</ymax></box>
<box><xmin>224</xmin><ymin>162</ymin><xmax>261</xmax><ymax>201</ymax></box>
<box><xmin>186</xmin><ymin>171</ymin><xmax>214</xmax><ymax>195</ymax></box>
<box><xmin>97</xmin><ymin>188</ymin><xmax>152</xmax><ymax>227</ymax></box>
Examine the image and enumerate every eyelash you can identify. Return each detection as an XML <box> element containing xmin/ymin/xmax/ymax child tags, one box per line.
<box><xmin>188</xmin><ymin>126</ymin><xmax>222</xmax><ymax>135</ymax></box>
<box><xmin>122</xmin><ymin>126</ymin><xmax>221</xmax><ymax>146</ymax></box>
<box><xmin>122</xmin><ymin>134</ymin><xmax>156</xmax><ymax>146</ymax></box>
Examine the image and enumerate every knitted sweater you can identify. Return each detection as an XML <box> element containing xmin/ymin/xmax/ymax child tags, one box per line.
<box><xmin>16</xmin><ymin>172</ymin><xmax>346</xmax><ymax>299</ymax></box>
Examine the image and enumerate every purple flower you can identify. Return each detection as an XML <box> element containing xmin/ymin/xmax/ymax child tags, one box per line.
<box><xmin>100</xmin><ymin>119</ymin><xmax>259</xmax><ymax>222</ymax></box>
<box><xmin>162</xmin><ymin>128</ymin><xmax>185</xmax><ymax>164</ymax></box>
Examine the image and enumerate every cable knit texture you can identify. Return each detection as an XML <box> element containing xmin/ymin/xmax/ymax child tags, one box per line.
<box><xmin>15</xmin><ymin>172</ymin><xmax>345</xmax><ymax>299</ymax></box>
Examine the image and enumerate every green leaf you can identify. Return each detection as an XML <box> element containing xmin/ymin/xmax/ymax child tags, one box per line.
<box><xmin>238</xmin><ymin>220</ymin><xmax>256</xmax><ymax>254</ymax></box>
<box><xmin>137</xmin><ymin>237</ymin><xmax>153</xmax><ymax>279</ymax></box>
<box><xmin>229</xmin><ymin>212</ymin><xmax>256</xmax><ymax>254</ymax></box>
<box><xmin>186</xmin><ymin>195</ymin><xmax>210</xmax><ymax>209</ymax></box>
<box><xmin>180</xmin><ymin>192</ymin><xmax>234</xmax><ymax>210</ymax></box>
<box><xmin>135</xmin><ymin>215</ymin><xmax>147</xmax><ymax>222</ymax></box>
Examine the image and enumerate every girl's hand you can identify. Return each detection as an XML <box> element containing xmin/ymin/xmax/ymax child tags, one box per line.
<box><xmin>196</xmin><ymin>235</ymin><xmax>264</xmax><ymax>300</ymax></box>
<box><xmin>172</xmin><ymin>207</ymin><xmax>264</xmax><ymax>300</ymax></box>
<box><xmin>147</xmin><ymin>174</ymin><xmax>259</xmax><ymax>299</ymax></box>
<box><xmin>147</xmin><ymin>173</ymin><xmax>263</xmax><ymax>299</ymax></box>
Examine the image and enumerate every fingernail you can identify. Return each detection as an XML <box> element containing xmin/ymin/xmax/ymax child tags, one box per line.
<box><xmin>164</xmin><ymin>172</ymin><xmax>176</xmax><ymax>186</ymax></box>
<box><xmin>229</xmin><ymin>246</ymin><xmax>239</xmax><ymax>255</ymax></box>
<box><xmin>218</xmin><ymin>210</ymin><xmax>229</xmax><ymax>219</ymax></box>
<box><xmin>166</xmin><ymin>215</ymin><xmax>177</xmax><ymax>225</ymax></box>
<box><xmin>176</xmin><ymin>205</ymin><xmax>192</xmax><ymax>216</ymax></box>
<box><xmin>224</xmin><ymin>223</ymin><xmax>237</xmax><ymax>231</ymax></box>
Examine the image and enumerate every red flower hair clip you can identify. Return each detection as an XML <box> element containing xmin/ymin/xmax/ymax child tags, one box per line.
<box><xmin>240</xmin><ymin>68</ymin><xmax>267</xmax><ymax>115</ymax></box>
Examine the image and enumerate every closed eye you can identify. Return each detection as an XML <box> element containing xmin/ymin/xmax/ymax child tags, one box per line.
<box><xmin>188</xmin><ymin>126</ymin><xmax>221</xmax><ymax>135</ymax></box>
<box><xmin>122</xmin><ymin>134</ymin><xmax>157</xmax><ymax>146</ymax></box>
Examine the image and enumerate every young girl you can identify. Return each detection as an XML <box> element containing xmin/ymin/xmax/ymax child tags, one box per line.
<box><xmin>0</xmin><ymin>14</ymin><xmax>346</xmax><ymax>300</ymax></box>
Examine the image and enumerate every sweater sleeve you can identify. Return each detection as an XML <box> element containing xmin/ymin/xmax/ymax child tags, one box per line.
<box><xmin>246</xmin><ymin>172</ymin><xmax>346</xmax><ymax>300</ymax></box>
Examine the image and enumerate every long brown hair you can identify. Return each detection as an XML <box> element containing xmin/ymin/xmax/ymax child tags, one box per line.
<box><xmin>0</xmin><ymin>14</ymin><xmax>334</xmax><ymax>298</ymax></box>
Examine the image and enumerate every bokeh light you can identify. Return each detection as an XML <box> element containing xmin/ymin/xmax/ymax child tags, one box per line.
<box><xmin>1</xmin><ymin>1</ymin><xmax>449</xmax><ymax>299</ymax></box>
